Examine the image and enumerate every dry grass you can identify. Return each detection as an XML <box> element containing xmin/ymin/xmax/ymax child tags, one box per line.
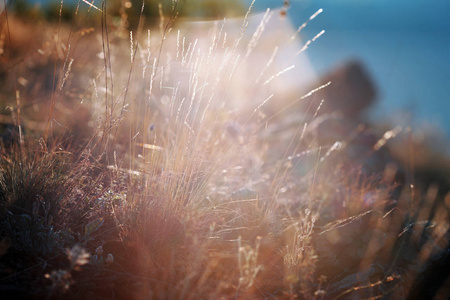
<box><xmin>0</xmin><ymin>1</ymin><xmax>449</xmax><ymax>299</ymax></box>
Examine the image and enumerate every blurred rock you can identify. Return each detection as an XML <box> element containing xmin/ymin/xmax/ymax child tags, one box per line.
<box><xmin>306</xmin><ymin>113</ymin><xmax>394</xmax><ymax>174</ymax></box>
<box><xmin>302</xmin><ymin>112</ymin><xmax>405</xmax><ymax>211</ymax></box>
<box><xmin>303</xmin><ymin>60</ymin><xmax>376</xmax><ymax>117</ymax></box>
<box><xmin>307</xmin><ymin>112</ymin><xmax>358</xmax><ymax>145</ymax></box>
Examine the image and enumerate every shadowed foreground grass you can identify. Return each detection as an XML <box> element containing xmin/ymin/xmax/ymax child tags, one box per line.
<box><xmin>0</xmin><ymin>1</ymin><xmax>449</xmax><ymax>299</ymax></box>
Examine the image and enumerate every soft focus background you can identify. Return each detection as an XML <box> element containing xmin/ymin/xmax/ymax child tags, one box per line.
<box><xmin>248</xmin><ymin>0</ymin><xmax>450</xmax><ymax>138</ymax></box>
<box><xmin>4</xmin><ymin>0</ymin><xmax>450</xmax><ymax>135</ymax></box>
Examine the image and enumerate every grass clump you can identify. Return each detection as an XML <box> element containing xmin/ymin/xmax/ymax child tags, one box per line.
<box><xmin>0</xmin><ymin>1</ymin><xmax>449</xmax><ymax>299</ymax></box>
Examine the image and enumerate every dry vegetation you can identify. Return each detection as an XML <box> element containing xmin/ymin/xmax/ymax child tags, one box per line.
<box><xmin>0</xmin><ymin>1</ymin><xmax>449</xmax><ymax>299</ymax></box>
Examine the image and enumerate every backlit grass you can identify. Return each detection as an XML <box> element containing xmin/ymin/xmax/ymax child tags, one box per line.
<box><xmin>0</xmin><ymin>1</ymin><xmax>449</xmax><ymax>299</ymax></box>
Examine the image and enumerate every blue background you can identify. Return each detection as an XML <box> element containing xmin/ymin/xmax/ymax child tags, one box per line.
<box><xmin>247</xmin><ymin>0</ymin><xmax>450</xmax><ymax>135</ymax></box>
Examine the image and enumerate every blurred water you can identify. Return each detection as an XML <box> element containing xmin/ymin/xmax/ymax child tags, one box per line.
<box><xmin>246</xmin><ymin>0</ymin><xmax>450</xmax><ymax>135</ymax></box>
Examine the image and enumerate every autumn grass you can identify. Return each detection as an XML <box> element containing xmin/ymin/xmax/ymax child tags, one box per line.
<box><xmin>0</xmin><ymin>1</ymin><xmax>450</xmax><ymax>299</ymax></box>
